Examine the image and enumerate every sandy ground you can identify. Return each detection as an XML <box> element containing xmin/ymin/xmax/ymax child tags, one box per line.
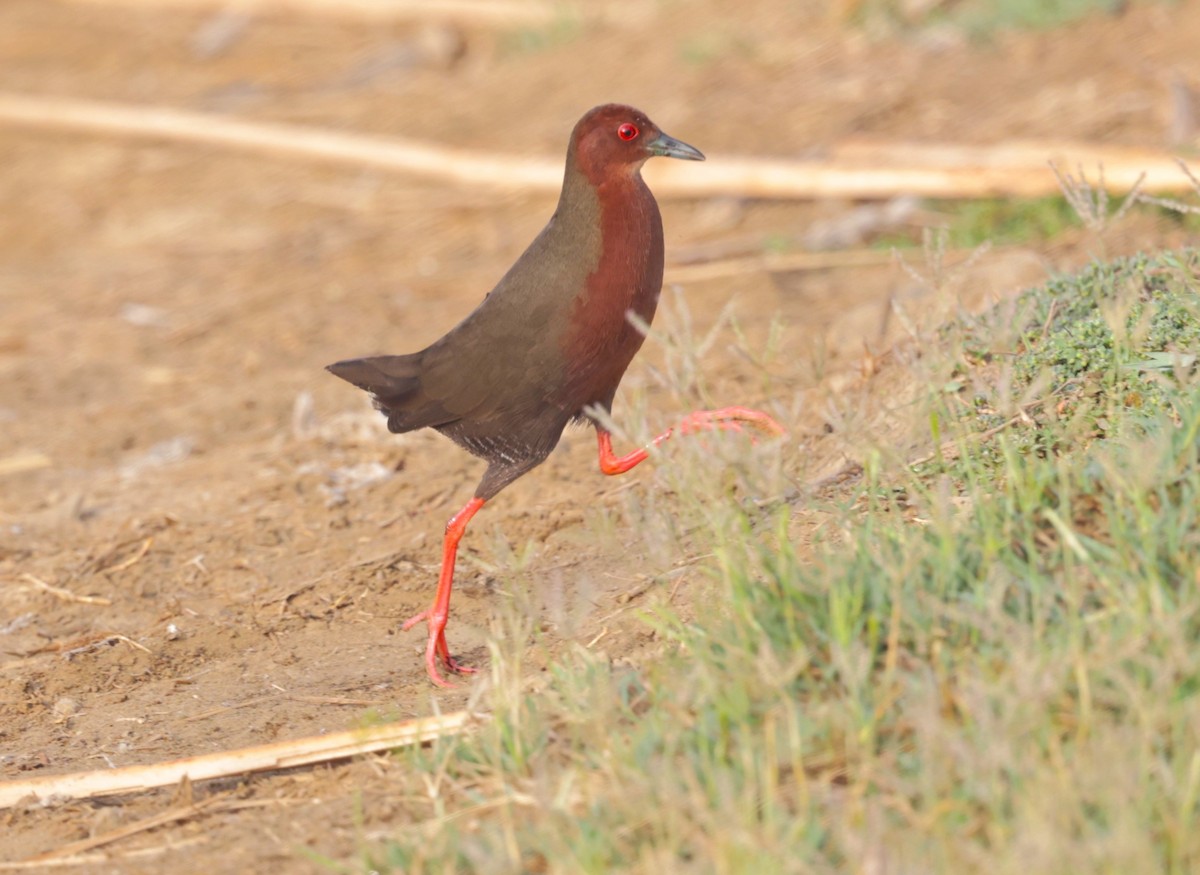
<box><xmin>2</xmin><ymin>0</ymin><xmax>1199</xmax><ymax>868</ymax></box>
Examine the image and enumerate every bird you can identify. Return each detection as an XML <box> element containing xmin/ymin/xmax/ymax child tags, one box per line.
<box><xmin>327</xmin><ymin>104</ymin><xmax>783</xmax><ymax>687</ymax></box>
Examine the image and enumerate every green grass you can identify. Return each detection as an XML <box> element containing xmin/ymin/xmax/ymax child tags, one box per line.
<box><xmin>874</xmin><ymin>196</ymin><xmax>1079</xmax><ymax>250</ymax></box>
<box><xmin>1013</xmin><ymin>252</ymin><xmax>1200</xmax><ymax>399</ymax></box>
<box><xmin>875</xmin><ymin>195</ymin><xmax>1200</xmax><ymax>251</ymax></box>
<box><xmin>855</xmin><ymin>0</ymin><xmax>1150</xmax><ymax>34</ymax></box>
<box><xmin>941</xmin><ymin>196</ymin><xmax>1082</xmax><ymax>248</ymax></box>
<box><xmin>942</xmin><ymin>250</ymin><xmax>1200</xmax><ymax>477</ymax></box>
<box><xmin>947</xmin><ymin>0</ymin><xmax>1130</xmax><ymax>34</ymax></box>
<box><xmin>873</xmin><ymin>197</ymin><xmax>1083</xmax><ymax>252</ymax></box>
<box><xmin>351</xmin><ymin>249</ymin><xmax>1200</xmax><ymax>873</ymax></box>
<box><xmin>874</xmin><ymin>195</ymin><xmax>1200</xmax><ymax>253</ymax></box>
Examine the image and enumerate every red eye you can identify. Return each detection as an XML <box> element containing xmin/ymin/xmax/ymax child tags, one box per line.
<box><xmin>617</xmin><ymin>123</ymin><xmax>639</xmax><ymax>141</ymax></box>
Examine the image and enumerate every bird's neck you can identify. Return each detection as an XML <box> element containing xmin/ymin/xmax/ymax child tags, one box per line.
<box><xmin>557</xmin><ymin>161</ymin><xmax>654</xmax><ymax>234</ymax></box>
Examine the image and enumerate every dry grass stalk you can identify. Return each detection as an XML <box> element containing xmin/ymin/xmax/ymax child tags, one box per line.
<box><xmin>0</xmin><ymin>710</ymin><xmax>477</xmax><ymax>808</ymax></box>
<box><xmin>0</xmin><ymin>94</ymin><xmax>1196</xmax><ymax>201</ymax></box>
<box><xmin>63</xmin><ymin>634</ymin><xmax>152</xmax><ymax>658</ymax></box>
<box><xmin>101</xmin><ymin>536</ymin><xmax>154</xmax><ymax>574</ymax></box>
<box><xmin>185</xmin><ymin>693</ymin><xmax>385</xmax><ymax>722</ymax></box>
<box><xmin>55</xmin><ymin>0</ymin><xmax>628</xmax><ymax>26</ymax></box>
<box><xmin>24</xmin><ymin>792</ymin><xmax>234</xmax><ymax>863</ymax></box>
<box><xmin>1049</xmin><ymin>162</ymin><xmax>1146</xmax><ymax>233</ymax></box>
<box><xmin>21</xmin><ymin>574</ymin><xmax>113</xmax><ymax>607</ymax></box>
<box><xmin>13</xmin><ymin>795</ymin><xmax>302</xmax><ymax>867</ymax></box>
<box><xmin>663</xmin><ymin>242</ymin><xmax>1025</xmax><ymax>285</ymax></box>
<box><xmin>1137</xmin><ymin>158</ymin><xmax>1200</xmax><ymax>214</ymax></box>
<box><xmin>0</xmin><ymin>837</ymin><xmax>207</xmax><ymax>870</ymax></box>
<box><xmin>13</xmin><ymin>631</ymin><xmax>150</xmax><ymax>658</ymax></box>
<box><xmin>0</xmin><ymin>452</ymin><xmax>51</xmax><ymax>477</ymax></box>
<box><xmin>664</xmin><ymin>249</ymin><xmax>900</xmax><ymax>283</ymax></box>
<box><xmin>836</xmin><ymin>138</ymin><xmax>1174</xmax><ymax>171</ymax></box>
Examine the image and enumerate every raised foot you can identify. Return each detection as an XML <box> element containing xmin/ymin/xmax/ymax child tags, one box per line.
<box><xmin>677</xmin><ymin>406</ymin><xmax>786</xmax><ymax>439</ymax></box>
<box><xmin>597</xmin><ymin>406</ymin><xmax>785</xmax><ymax>476</ymax></box>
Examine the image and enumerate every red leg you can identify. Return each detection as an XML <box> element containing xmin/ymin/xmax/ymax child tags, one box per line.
<box><xmin>402</xmin><ymin>496</ymin><xmax>485</xmax><ymax>687</ymax></box>
<box><xmin>597</xmin><ymin>406</ymin><xmax>784</xmax><ymax>475</ymax></box>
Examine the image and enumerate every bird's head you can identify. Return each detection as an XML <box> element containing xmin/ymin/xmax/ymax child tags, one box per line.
<box><xmin>569</xmin><ymin>104</ymin><xmax>704</xmax><ymax>183</ymax></box>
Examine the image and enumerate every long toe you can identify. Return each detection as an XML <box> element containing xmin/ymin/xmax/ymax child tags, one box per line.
<box><xmin>446</xmin><ymin>652</ymin><xmax>477</xmax><ymax>672</ymax></box>
<box><xmin>402</xmin><ymin>608</ymin><xmax>431</xmax><ymax>632</ymax></box>
<box><xmin>445</xmin><ymin>654</ymin><xmax>479</xmax><ymax>675</ymax></box>
<box><xmin>711</xmin><ymin>407</ymin><xmax>786</xmax><ymax>437</ymax></box>
<box><xmin>679</xmin><ymin>407</ymin><xmax>785</xmax><ymax>438</ymax></box>
<box><xmin>435</xmin><ymin>630</ymin><xmax>478</xmax><ymax>675</ymax></box>
<box><xmin>424</xmin><ymin>632</ymin><xmax>456</xmax><ymax>688</ymax></box>
<box><xmin>737</xmin><ymin>409</ymin><xmax>786</xmax><ymax>436</ymax></box>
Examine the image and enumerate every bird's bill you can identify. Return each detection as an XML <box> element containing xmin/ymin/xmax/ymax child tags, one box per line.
<box><xmin>648</xmin><ymin>131</ymin><xmax>705</xmax><ymax>161</ymax></box>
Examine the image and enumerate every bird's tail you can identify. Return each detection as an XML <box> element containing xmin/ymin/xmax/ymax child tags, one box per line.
<box><xmin>326</xmin><ymin>354</ymin><xmax>429</xmax><ymax>433</ymax></box>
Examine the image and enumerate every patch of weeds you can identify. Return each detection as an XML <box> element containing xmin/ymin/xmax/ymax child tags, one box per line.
<box><xmin>923</xmin><ymin>249</ymin><xmax>1198</xmax><ymax>489</ymax></box>
<box><xmin>1015</xmin><ymin>250</ymin><xmax>1199</xmax><ymax>417</ymax></box>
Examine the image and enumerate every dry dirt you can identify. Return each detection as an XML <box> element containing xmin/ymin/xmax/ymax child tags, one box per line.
<box><xmin>2</xmin><ymin>0</ymin><xmax>1199</xmax><ymax>870</ymax></box>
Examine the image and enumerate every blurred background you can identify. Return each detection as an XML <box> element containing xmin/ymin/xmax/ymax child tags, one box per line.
<box><xmin>2</xmin><ymin>0</ymin><xmax>1197</xmax><ymax>476</ymax></box>
<box><xmin>2</xmin><ymin>0</ymin><xmax>1199</xmax><ymax>863</ymax></box>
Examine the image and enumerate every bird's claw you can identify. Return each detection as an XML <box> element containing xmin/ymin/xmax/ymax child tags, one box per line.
<box><xmin>408</xmin><ymin>608</ymin><xmax>476</xmax><ymax>686</ymax></box>
<box><xmin>443</xmin><ymin>654</ymin><xmax>478</xmax><ymax>675</ymax></box>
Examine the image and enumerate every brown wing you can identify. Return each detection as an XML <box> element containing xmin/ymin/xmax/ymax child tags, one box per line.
<box><xmin>412</xmin><ymin>204</ymin><xmax>601</xmax><ymax>429</ymax></box>
<box><xmin>327</xmin><ymin>172</ymin><xmax>602</xmax><ymax>441</ymax></box>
